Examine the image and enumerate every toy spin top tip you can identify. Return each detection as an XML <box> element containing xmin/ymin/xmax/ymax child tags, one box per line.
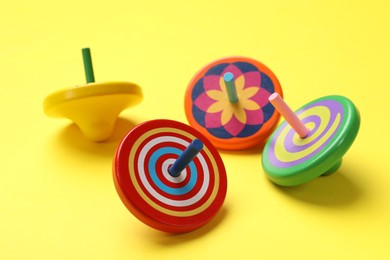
<box><xmin>43</xmin><ymin>48</ymin><xmax>142</xmax><ymax>142</ymax></box>
<box><xmin>262</xmin><ymin>93</ymin><xmax>360</xmax><ymax>186</ymax></box>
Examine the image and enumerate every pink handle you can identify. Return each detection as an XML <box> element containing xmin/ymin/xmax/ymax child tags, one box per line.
<box><xmin>269</xmin><ymin>93</ymin><xmax>310</xmax><ymax>138</ymax></box>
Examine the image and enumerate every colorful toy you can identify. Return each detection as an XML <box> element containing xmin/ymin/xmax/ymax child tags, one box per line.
<box><xmin>43</xmin><ymin>48</ymin><xmax>142</xmax><ymax>141</ymax></box>
<box><xmin>113</xmin><ymin>119</ymin><xmax>227</xmax><ymax>233</ymax></box>
<box><xmin>185</xmin><ymin>57</ymin><xmax>283</xmax><ymax>150</ymax></box>
<box><xmin>262</xmin><ymin>93</ymin><xmax>360</xmax><ymax>186</ymax></box>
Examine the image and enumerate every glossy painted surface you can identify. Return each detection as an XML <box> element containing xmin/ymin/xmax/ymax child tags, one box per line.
<box><xmin>262</xmin><ymin>96</ymin><xmax>360</xmax><ymax>186</ymax></box>
<box><xmin>113</xmin><ymin>119</ymin><xmax>227</xmax><ymax>233</ymax></box>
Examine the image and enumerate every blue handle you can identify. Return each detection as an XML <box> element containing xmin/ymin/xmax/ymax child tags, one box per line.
<box><xmin>223</xmin><ymin>72</ymin><xmax>238</xmax><ymax>103</ymax></box>
<box><xmin>168</xmin><ymin>139</ymin><xmax>204</xmax><ymax>177</ymax></box>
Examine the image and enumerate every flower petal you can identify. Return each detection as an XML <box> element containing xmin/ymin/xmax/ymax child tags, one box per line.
<box><xmin>222</xmin><ymin>65</ymin><xmax>242</xmax><ymax>79</ymax></box>
<box><xmin>235</xmin><ymin>75</ymin><xmax>245</xmax><ymax>92</ymax></box>
<box><xmin>251</xmin><ymin>88</ymin><xmax>272</xmax><ymax>107</ymax></box>
<box><xmin>194</xmin><ymin>92</ymin><xmax>217</xmax><ymax>112</ymax></box>
<box><xmin>246</xmin><ymin>109</ymin><xmax>264</xmax><ymax>125</ymax></box>
<box><xmin>203</xmin><ymin>75</ymin><xmax>222</xmax><ymax>91</ymax></box>
<box><xmin>224</xmin><ymin>115</ymin><xmax>245</xmax><ymax>137</ymax></box>
<box><xmin>242</xmin><ymin>99</ymin><xmax>260</xmax><ymax>110</ymax></box>
<box><xmin>206</xmin><ymin>90</ymin><xmax>225</xmax><ymax>101</ymax></box>
<box><xmin>232</xmin><ymin>104</ymin><xmax>247</xmax><ymax>123</ymax></box>
<box><xmin>218</xmin><ymin>77</ymin><xmax>228</xmax><ymax>96</ymax></box>
<box><xmin>207</xmin><ymin>100</ymin><xmax>225</xmax><ymax>113</ymax></box>
<box><xmin>241</xmin><ymin>87</ymin><xmax>259</xmax><ymax>99</ymax></box>
<box><xmin>205</xmin><ymin>111</ymin><xmax>223</xmax><ymax>128</ymax></box>
<box><xmin>221</xmin><ymin>106</ymin><xmax>234</xmax><ymax>125</ymax></box>
<box><xmin>243</xmin><ymin>71</ymin><xmax>261</xmax><ymax>88</ymax></box>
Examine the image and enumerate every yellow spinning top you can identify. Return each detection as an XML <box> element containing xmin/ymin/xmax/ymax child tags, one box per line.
<box><xmin>43</xmin><ymin>48</ymin><xmax>143</xmax><ymax>141</ymax></box>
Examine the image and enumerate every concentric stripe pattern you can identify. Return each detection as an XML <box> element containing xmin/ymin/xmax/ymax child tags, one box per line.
<box><xmin>268</xmin><ymin>99</ymin><xmax>344</xmax><ymax>168</ymax></box>
<box><xmin>128</xmin><ymin>127</ymin><xmax>222</xmax><ymax>217</ymax></box>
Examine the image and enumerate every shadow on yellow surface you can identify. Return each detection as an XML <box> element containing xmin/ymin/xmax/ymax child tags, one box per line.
<box><xmin>275</xmin><ymin>172</ymin><xmax>362</xmax><ymax>208</ymax></box>
<box><xmin>142</xmin><ymin>206</ymin><xmax>230</xmax><ymax>246</ymax></box>
<box><xmin>220</xmin><ymin>141</ymin><xmax>266</xmax><ymax>156</ymax></box>
<box><xmin>55</xmin><ymin>117</ymin><xmax>138</xmax><ymax>157</ymax></box>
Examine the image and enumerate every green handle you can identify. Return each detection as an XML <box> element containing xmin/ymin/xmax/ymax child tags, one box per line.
<box><xmin>82</xmin><ymin>48</ymin><xmax>95</xmax><ymax>83</ymax></box>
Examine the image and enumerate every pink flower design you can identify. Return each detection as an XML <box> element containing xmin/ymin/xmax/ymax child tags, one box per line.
<box><xmin>194</xmin><ymin>64</ymin><xmax>270</xmax><ymax>137</ymax></box>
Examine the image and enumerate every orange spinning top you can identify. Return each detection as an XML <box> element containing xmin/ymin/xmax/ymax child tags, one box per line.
<box><xmin>185</xmin><ymin>57</ymin><xmax>283</xmax><ymax>150</ymax></box>
<box><xmin>43</xmin><ymin>48</ymin><xmax>142</xmax><ymax>141</ymax></box>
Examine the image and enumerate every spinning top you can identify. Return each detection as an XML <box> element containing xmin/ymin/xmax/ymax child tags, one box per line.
<box><xmin>185</xmin><ymin>57</ymin><xmax>283</xmax><ymax>150</ymax></box>
<box><xmin>43</xmin><ymin>48</ymin><xmax>142</xmax><ymax>141</ymax></box>
<box><xmin>262</xmin><ymin>93</ymin><xmax>360</xmax><ymax>186</ymax></box>
<box><xmin>113</xmin><ymin>119</ymin><xmax>227</xmax><ymax>233</ymax></box>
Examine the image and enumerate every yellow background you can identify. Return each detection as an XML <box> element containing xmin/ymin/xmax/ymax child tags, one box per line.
<box><xmin>1</xmin><ymin>0</ymin><xmax>389</xmax><ymax>259</ymax></box>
